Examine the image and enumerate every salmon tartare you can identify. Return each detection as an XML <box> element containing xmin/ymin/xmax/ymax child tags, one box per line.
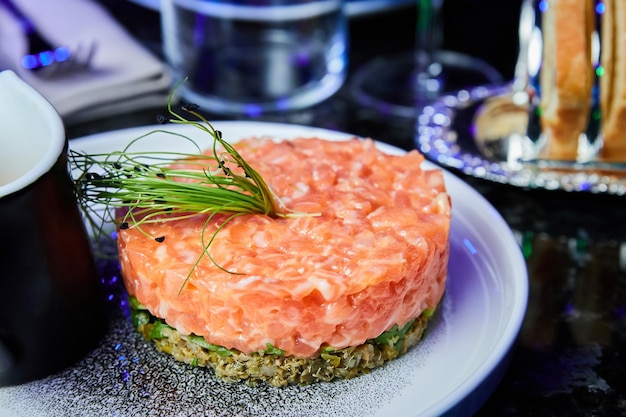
<box><xmin>119</xmin><ymin>136</ymin><xmax>451</xmax><ymax>386</ymax></box>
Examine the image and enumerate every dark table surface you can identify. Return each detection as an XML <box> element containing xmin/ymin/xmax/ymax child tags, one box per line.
<box><xmin>67</xmin><ymin>1</ymin><xmax>626</xmax><ymax>416</ymax></box>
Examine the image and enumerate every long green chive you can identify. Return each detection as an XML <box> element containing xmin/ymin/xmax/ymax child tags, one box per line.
<box><xmin>70</xmin><ymin>83</ymin><xmax>317</xmax><ymax>293</ymax></box>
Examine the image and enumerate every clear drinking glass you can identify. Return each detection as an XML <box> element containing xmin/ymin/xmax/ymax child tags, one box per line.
<box><xmin>350</xmin><ymin>0</ymin><xmax>504</xmax><ymax>118</ymax></box>
<box><xmin>161</xmin><ymin>0</ymin><xmax>348</xmax><ymax>117</ymax></box>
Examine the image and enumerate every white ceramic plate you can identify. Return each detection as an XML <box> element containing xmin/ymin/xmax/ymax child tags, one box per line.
<box><xmin>0</xmin><ymin>122</ymin><xmax>527</xmax><ymax>417</ymax></box>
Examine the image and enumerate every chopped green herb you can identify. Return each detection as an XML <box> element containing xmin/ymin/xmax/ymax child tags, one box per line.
<box><xmin>321</xmin><ymin>353</ymin><xmax>341</xmax><ymax>367</ymax></box>
<box><xmin>259</xmin><ymin>343</ymin><xmax>285</xmax><ymax>356</ymax></box>
<box><xmin>129</xmin><ymin>296</ymin><xmax>148</xmax><ymax>310</ymax></box>
<box><xmin>371</xmin><ymin>319</ymin><xmax>416</xmax><ymax>351</ymax></box>
<box><xmin>188</xmin><ymin>334</ymin><xmax>233</xmax><ymax>357</ymax></box>
<box><xmin>321</xmin><ymin>346</ymin><xmax>338</xmax><ymax>353</ymax></box>
<box><xmin>150</xmin><ymin>320</ymin><xmax>174</xmax><ymax>339</ymax></box>
<box><xmin>131</xmin><ymin>310</ymin><xmax>151</xmax><ymax>328</ymax></box>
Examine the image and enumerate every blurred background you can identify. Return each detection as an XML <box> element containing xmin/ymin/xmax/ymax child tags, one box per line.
<box><xmin>66</xmin><ymin>0</ymin><xmax>524</xmax><ymax>148</ymax></box>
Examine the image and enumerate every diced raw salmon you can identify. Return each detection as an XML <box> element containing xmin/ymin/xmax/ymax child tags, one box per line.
<box><xmin>118</xmin><ymin>137</ymin><xmax>451</xmax><ymax>358</ymax></box>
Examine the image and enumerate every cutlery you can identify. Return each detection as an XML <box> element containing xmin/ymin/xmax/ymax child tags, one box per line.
<box><xmin>0</xmin><ymin>0</ymin><xmax>95</xmax><ymax>75</ymax></box>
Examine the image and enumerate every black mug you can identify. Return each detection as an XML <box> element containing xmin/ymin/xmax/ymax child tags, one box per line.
<box><xmin>0</xmin><ymin>70</ymin><xmax>107</xmax><ymax>386</ymax></box>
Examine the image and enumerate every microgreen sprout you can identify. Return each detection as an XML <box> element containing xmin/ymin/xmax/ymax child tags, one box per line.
<box><xmin>69</xmin><ymin>84</ymin><xmax>313</xmax><ymax>292</ymax></box>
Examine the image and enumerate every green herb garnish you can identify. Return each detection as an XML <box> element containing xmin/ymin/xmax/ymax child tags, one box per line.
<box><xmin>370</xmin><ymin>319</ymin><xmax>416</xmax><ymax>351</ymax></box>
<box><xmin>71</xmin><ymin>98</ymin><xmax>284</xmax><ymax>234</ymax></box>
<box><xmin>188</xmin><ymin>335</ymin><xmax>233</xmax><ymax>357</ymax></box>
<box><xmin>259</xmin><ymin>343</ymin><xmax>285</xmax><ymax>356</ymax></box>
<box><xmin>150</xmin><ymin>320</ymin><xmax>175</xmax><ymax>339</ymax></box>
<box><xmin>70</xmin><ymin>85</ymin><xmax>316</xmax><ymax>293</ymax></box>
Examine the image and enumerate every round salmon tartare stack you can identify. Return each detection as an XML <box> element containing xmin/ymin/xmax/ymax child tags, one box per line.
<box><xmin>119</xmin><ymin>136</ymin><xmax>451</xmax><ymax>386</ymax></box>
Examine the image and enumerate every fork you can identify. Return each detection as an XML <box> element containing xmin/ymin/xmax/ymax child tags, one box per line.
<box><xmin>0</xmin><ymin>0</ymin><xmax>94</xmax><ymax>74</ymax></box>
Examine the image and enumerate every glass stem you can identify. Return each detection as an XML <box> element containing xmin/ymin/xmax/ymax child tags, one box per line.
<box><xmin>414</xmin><ymin>0</ymin><xmax>444</xmax><ymax>103</ymax></box>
